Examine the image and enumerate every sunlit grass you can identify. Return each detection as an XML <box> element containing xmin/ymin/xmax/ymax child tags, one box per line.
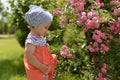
<box><xmin>0</xmin><ymin>38</ymin><xmax>23</xmax><ymax>59</ymax></box>
<box><xmin>0</xmin><ymin>37</ymin><xmax>27</xmax><ymax>80</ymax></box>
<box><xmin>9</xmin><ymin>75</ymin><xmax>27</xmax><ymax>80</ymax></box>
<box><xmin>56</xmin><ymin>72</ymin><xmax>78</xmax><ymax>80</ymax></box>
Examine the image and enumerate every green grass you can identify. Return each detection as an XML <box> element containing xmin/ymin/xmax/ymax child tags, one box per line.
<box><xmin>56</xmin><ymin>72</ymin><xmax>78</xmax><ymax>80</ymax></box>
<box><xmin>0</xmin><ymin>38</ymin><xmax>27</xmax><ymax>80</ymax></box>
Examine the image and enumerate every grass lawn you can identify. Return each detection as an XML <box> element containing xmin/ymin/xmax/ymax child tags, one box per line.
<box><xmin>0</xmin><ymin>37</ymin><xmax>27</xmax><ymax>80</ymax></box>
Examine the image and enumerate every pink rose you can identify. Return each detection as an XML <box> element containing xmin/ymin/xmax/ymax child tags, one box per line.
<box><xmin>77</xmin><ymin>20</ymin><xmax>83</xmax><ymax>25</ymax></box>
<box><xmin>95</xmin><ymin>47</ymin><xmax>99</xmax><ymax>51</ymax></box>
<box><xmin>86</xmin><ymin>20</ymin><xmax>99</xmax><ymax>29</ymax></box>
<box><xmin>87</xmin><ymin>45</ymin><xmax>95</xmax><ymax>52</ymax></box>
<box><xmin>109</xmin><ymin>34</ymin><xmax>113</xmax><ymax>40</ymax></box>
<box><xmin>62</xmin><ymin>45</ymin><xmax>68</xmax><ymax>51</ymax></box>
<box><xmin>101</xmin><ymin>68</ymin><xmax>107</xmax><ymax>73</ymax></box>
<box><xmin>116</xmin><ymin>22</ymin><xmax>120</xmax><ymax>28</ymax></box>
<box><xmin>109</xmin><ymin>25</ymin><xmax>115</xmax><ymax>31</ymax></box>
<box><xmin>98</xmin><ymin>72</ymin><xmax>102</xmax><ymax>78</ymax></box>
<box><xmin>67</xmin><ymin>54</ymin><xmax>72</xmax><ymax>58</ymax></box>
<box><xmin>94</xmin><ymin>42</ymin><xmax>98</xmax><ymax>47</ymax></box>
<box><xmin>60</xmin><ymin>18</ymin><xmax>65</xmax><ymax>24</ymax></box>
<box><xmin>81</xmin><ymin>12</ymin><xmax>86</xmax><ymax>16</ymax></box>
<box><xmin>87</xmin><ymin>12</ymin><xmax>93</xmax><ymax>19</ymax></box>
<box><xmin>81</xmin><ymin>15</ymin><xmax>87</xmax><ymax>22</ymax></box>
<box><xmin>83</xmin><ymin>27</ymin><xmax>88</xmax><ymax>32</ymax></box>
<box><xmin>96</xmin><ymin>78</ymin><xmax>100</xmax><ymax>80</ymax></box>
<box><xmin>78</xmin><ymin>3</ymin><xmax>84</xmax><ymax>11</ymax></box>
<box><xmin>77</xmin><ymin>13</ymin><xmax>81</xmax><ymax>17</ymax></box>
<box><xmin>60</xmin><ymin>51</ymin><xmax>66</xmax><ymax>57</ymax></box>
<box><xmin>114</xmin><ymin>1</ymin><xmax>120</xmax><ymax>5</ymax></box>
<box><xmin>101</xmin><ymin>44</ymin><xmax>106</xmax><ymax>48</ymax></box>
<box><xmin>106</xmin><ymin>40</ymin><xmax>110</xmax><ymax>45</ymax></box>
<box><xmin>65</xmin><ymin>49</ymin><xmax>69</xmax><ymax>53</ymax></box>
<box><xmin>96</xmin><ymin>39</ymin><xmax>102</xmax><ymax>43</ymax></box>
<box><xmin>103</xmin><ymin>63</ymin><xmax>107</xmax><ymax>69</ymax></box>
<box><xmin>104</xmin><ymin>46</ymin><xmax>109</xmax><ymax>52</ymax></box>
<box><xmin>110</xmin><ymin>1</ymin><xmax>113</xmax><ymax>4</ymax></box>
<box><xmin>72</xmin><ymin>0</ymin><xmax>77</xmax><ymax>3</ymax></box>
<box><xmin>92</xmin><ymin>17</ymin><xmax>98</xmax><ymax>21</ymax></box>
<box><xmin>92</xmin><ymin>34</ymin><xmax>100</xmax><ymax>41</ymax></box>
<box><xmin>100</xmin><ymin>33</ymin><xmax>107</xmax><ymax>39</ymax></box>
<box><xmin>118</xmin><ymin>17</ymin><xmax>120</xmax><ymax>22</ymax></box>
<box><xmin>95</xmin><ymin>0</ymin><xmax>100</xmax><ymax>3</ymax></box>
<box><xmin>53</xmin><ymin>11</ymin><xmax>62</xmax><ymax>16</ymax></box>
<box><xmin>100</xmin><ymin>2</ymin><xmax>104</xmax><ymax>7</ymax></box>
<box><xmin>53</xmin><ymin>8</ymin><xmax>62</xmax><ymax>16</ymax></box>
<box><xmin>71</xmin><ymin>3</ymin><xmax>76</xmax><ymax>8</ymax></box>
<box><xmin>95</xmin><ymin>30</ymin><xmax>102</xmax><ymax>34</ymax></box>
<box><xmin>113</xmin><ymin>9</ymin><xmax>118</xmax><ymax>16</ymax></box>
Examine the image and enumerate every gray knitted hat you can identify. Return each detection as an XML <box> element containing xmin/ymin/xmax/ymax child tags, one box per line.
<box><xmin>25</xmin><ymin>5</ymin><xmax>53</xmax><ymax>27</ymax></box>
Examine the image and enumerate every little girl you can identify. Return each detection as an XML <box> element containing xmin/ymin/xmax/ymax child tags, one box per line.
<box><xmin>24</xmin><ymin>5</ymin><xmax>58</xmax><ymax>80</ymax></box>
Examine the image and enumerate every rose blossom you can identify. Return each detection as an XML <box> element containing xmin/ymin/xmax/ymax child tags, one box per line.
<box><xmin>67</xmin><ymin>54</ymin><xmax>72</xmax><ymax>58</ymax></box>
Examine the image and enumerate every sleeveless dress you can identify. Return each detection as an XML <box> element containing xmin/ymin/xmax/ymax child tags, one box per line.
<box><xmin>24</xmin><ymin>33</ymin><xmax>58</xmax><ymax>80</ymax></box>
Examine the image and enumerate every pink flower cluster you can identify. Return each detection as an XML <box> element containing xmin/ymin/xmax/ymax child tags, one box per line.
<box><xmin>95</xmin><ymin>0</ymin><xmax>104</xmax><ymax>8</ymax></box>
<box><xmin>110</xmin><ymin>0</ymin><xmax>120</xmax><ymax>5</ymax></box>
<box><xmin>77</xmin><ymin>11</ymin><xmax>100</xmax><ymax>32</ymax></box>
<box><xmin>70</xmin><ymin>0</ymin><xmax>101</xmax><ymax>32</ymax></box>
<box><xmin>86</xmin><ymin>13</ymin><xmax>100</xmax><ymax>29</ymax></box>
<box><xmin>110</xmin><ymin>0</ymin><xmax>120</xmax><ymax>16</ymax></box>
<box><xmin>96</xmin><ymin>63</ymin><xmax>108</xmax><ymax>80</ymax></box>
<box><xmin>60</xmin><ymin>17</ymin><xmax>65</xmax><ymax>24</ymax></box>
<box><xmin>71</xmin><ymin>0</ymin><xmax>85</xmax><ymax>12</ymax></box>
<box><xmin>113</xmin><ymin>8</ymin><xmax>120</xmax><ymax>16</ymax></box>
<box><xmin>109</xmin><ymin>18</ymin><xmax>120</xmax><ymax>34</ymax></box>
<box><xmin>87</xmin><ymin>30</ymin><xmax>113</xmax><ymax>52</ymax></box>
<box><xmin>60</xmin><ymin>45</ymin><xmax>72</xmax><ymax>58</ymax></box>
<box><xmin>53</xmin><ymin>8</ymin><xmax>62</xmax><ymax>16</ymax></box>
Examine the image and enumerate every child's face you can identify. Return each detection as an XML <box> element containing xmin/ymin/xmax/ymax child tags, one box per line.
<box><xmin>32</xmin><ymin>22</ymin><xmax>51</xmax><ymax>36</ymax></box>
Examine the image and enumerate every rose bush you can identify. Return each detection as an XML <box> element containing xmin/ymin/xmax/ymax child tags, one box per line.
<box><xmin>10</xmin><ymin>0</ymin><xmax>120</xmax><ymax>79</ymax></box>
<box><xmin>53</xmin><ymin>0</ymin><xmax>120</xmax><ymax>79</ymax></box>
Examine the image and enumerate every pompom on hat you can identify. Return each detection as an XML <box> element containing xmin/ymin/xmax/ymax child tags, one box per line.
<box><xmin>25</xmin><ymin>5</ymin><xmax>53</xmax><ymax>27</ymax></box>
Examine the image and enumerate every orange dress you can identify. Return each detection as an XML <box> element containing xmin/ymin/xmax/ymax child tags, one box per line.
<box><xmin>24</xmin><ymin>34</ymin><xmax>58</xmax><ymax>80</ymax></box>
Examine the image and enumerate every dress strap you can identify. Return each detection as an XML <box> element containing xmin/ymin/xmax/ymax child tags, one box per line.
<box><xmin>25</xmin><ymin>34</ymin><xmax>48</xmax><ymax>46</ymax></box>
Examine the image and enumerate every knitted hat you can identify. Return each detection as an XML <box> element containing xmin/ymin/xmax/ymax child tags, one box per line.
<box><xmin>25</xmin><ymin>5</ymin><xmax>53</xmax><ymax>27</ymax></box>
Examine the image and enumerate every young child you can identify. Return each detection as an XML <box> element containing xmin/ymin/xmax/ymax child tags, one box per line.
<box><xmin>24</xmin><ymin>5</ymin><xmax>58</xmax><ymax>80</ymax></box>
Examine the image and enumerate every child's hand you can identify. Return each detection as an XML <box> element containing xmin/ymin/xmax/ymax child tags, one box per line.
<box><xmin>44</xmin><ymin>77</ymin><xmax>48</xmax><ymax>80</ymax></box>
<box><xmin>43</xmin><ymin>73</ymin><xmax>49</xmax><ymax>80</ymax></box>
<box><xmin>41</xmin><ymin>64</ymin><xmax>51</xmax><ymax>73</ymax></box>
<box><xmin>40</xmin><ymin>64</ymin><xmax>48</xmax><ymax>73</ymax></box>
<box><xmin>52</xmin><ymin>54</ymin><xmax>57</xmax><ymax>58</ymax></box>
<box><xmin>40</xmin><ymin>4</ymin><xmax>43</xmax><ymax>8</ymax></box>
<box><xmin>52</xmin><ymin>54</ymin><xmax>59</xmax><ymax>63</ymax></box>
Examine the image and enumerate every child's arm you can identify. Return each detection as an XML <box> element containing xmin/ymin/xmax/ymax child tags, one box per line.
<box><xmin>25</xmin><ymin>43</ymin><xmax>48</xmax><ymax>73</ymax></box>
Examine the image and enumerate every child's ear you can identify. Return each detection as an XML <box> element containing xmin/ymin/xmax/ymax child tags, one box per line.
<box><xmin>40</xmin><ymin>5</ymin><xmax>43</xmax><ymax>8</ymax></box>
<box><xmin>28</xmin><ymin>26</ymin><xmax>34</xmax><ymax>29</ymax></box>
<box><xmin>28</xmin><ymin>26</ymin><xmax>31</xmax><ymax>29</ymax></box>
